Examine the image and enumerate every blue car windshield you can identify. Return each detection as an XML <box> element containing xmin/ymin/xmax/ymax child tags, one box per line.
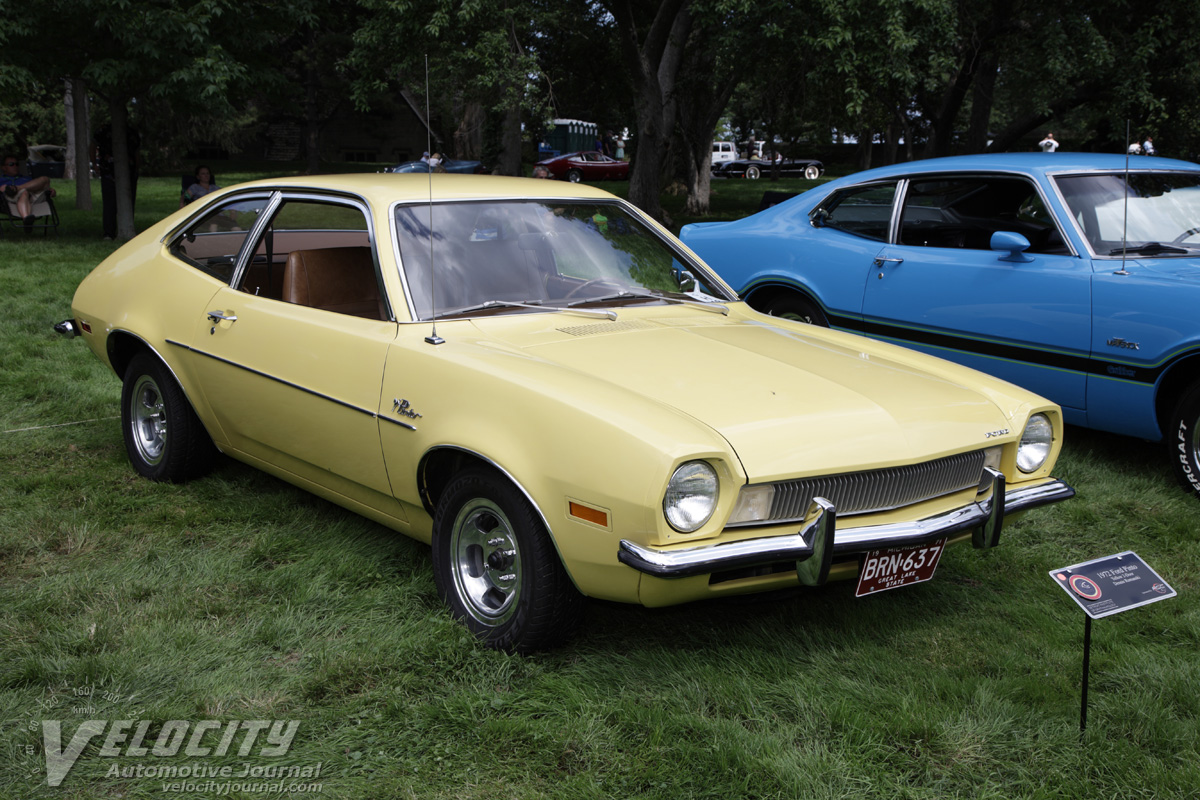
<box><xmin>394</xmin><ymin>200</ymin><xmax>731</xmax><ymax>320</ymax></box>
<box><xmin>1055</xmin><ymin>172</ymin><xmax>1200</xmax><ymax>255</ymax></box>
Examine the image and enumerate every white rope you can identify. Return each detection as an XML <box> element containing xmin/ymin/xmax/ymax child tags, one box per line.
<box><xmin>2</xmin><ymin>416</ymin><xmax>120</xmax><ymax>434</ymax></box>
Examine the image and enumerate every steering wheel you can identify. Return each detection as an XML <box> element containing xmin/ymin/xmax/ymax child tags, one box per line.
<box><xmin>564</xmin><ymin>278</ymin><xmax>627</xmax><ymax>300</ymax></box>
<box><xmin>1173</xmin><ymin>227</ymin><xmax>1200</xmax><ymax>243</ymax></box>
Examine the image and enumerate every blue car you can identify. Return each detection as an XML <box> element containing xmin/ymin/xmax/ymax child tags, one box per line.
<box><xmin>681</xmin><ymin>152</ymin><xmax>1200</xmax><ymax>498</ymax></box>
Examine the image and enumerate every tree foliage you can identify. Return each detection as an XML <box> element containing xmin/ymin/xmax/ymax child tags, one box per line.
<box><xmin>4</xmin><ymin>0</ymin><xmax>1200</xmax><ymax>230</ymax></box>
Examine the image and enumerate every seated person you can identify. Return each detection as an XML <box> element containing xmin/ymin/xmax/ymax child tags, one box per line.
<box><xmin>180</xmin><ymin>165</ymin><xmax>220</xmax><ymax>208</ymax></box>
<box><xmin>2</xmin><ymin>154</ymin><xmax>56</xmax><ymax>228</ymax></box>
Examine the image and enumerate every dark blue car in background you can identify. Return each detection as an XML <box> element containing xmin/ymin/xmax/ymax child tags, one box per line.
<box><xmin>682</xmin><ymin>152</ymin><xmax>1200</xmax><ymax>498</ymax></box>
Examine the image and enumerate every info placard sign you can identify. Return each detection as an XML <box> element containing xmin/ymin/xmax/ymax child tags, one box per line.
<box><xmin>1049</xmin><ymin>551</ymin><xmax>1175</xmax><ymax>619</ymax></box>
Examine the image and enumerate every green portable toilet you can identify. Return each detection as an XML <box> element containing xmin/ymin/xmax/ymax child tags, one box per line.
<box><xmin>543</xmin><ymin>119</ymin><xmax>599</xmax><ymax>156</ymax></box>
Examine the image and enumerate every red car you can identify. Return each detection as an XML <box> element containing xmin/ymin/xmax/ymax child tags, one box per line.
<box><xmin>536</xmin><ymin>151</ymin><xmax>630</xmax><ymax>182</ymax></box>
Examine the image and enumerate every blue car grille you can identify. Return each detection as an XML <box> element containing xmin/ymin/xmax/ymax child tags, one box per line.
<box><xmin>760</xmin><ymin>449</ymin><xmax>987</xmax><ymax>523</ymax></box>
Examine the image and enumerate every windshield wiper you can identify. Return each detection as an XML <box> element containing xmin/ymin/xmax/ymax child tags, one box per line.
<box><xmin>567</xmin><ymin>289</ymin><xmax>729</xmax><ymax>315</ymax></box>
<box><xmin>1106</xmin><ymin>242</ymin><xmax>1190</xmax><ymax>256</ymax></box>
<box><xmin>432</xmin><ymin>299</ymin><xmax>616</xmax><ymax>320</ymax></box>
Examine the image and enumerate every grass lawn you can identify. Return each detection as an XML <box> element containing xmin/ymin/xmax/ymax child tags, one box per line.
<box><xmin>1</xmin><ymin>172</ymin><xmax>1198</xmax><ymax>799</ymax></box>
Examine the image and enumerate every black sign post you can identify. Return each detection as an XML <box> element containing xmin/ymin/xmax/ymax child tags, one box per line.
<box><xmin>1048</xmin><ymin>551</ymin><xmax>1176</xmax><ymax>735</ymax></box>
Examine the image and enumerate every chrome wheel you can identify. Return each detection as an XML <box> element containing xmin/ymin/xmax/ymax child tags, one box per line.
<box><xmin>804</xmin><ymin>164</ymin><xmax>820</xmax><ymax>180</ymax></box>
<box><xmin>432</xmin><ymin>467</ymin><xmax>584</xmax><ymax>651</ymax></box>
<box><xmin>120</xmin><ymin>352</ymin><xmax>216</xmax><ymax>482</ymax></box>
<box><xmin>567</xmin><ymin>169</ymin><xmax>583</xmax><ymax>183</ymax></box>
<box><xmin>745</xmin><ymin>164</ymin><xmax>761</xmax><ymax>180</ymax></box>
<box><xmin>759</xmin><ymin>292</ymin><xmax>829</xmax><ymax>326</ymax></box>
<box><xmin>129</xmin><ymin>374</ymin><xmax>167</xmax><ymax>466</ymax></box>
<box><xmin>449</xmin><ymin>498</ymin><xmax>522</xmax><ymax>626</ymax></box>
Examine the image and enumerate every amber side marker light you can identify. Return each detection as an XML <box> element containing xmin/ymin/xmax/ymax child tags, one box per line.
<box><xmin>569</xmin><ymin>501</ymin><xmax>609</xmax><ymax>528</ymax></box>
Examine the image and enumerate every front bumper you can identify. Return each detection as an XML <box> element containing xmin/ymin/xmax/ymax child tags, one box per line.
<box><xmin>618</xmin><ymin>471</ymin><xmax>1074</xmax><ymax>580</ymax></box>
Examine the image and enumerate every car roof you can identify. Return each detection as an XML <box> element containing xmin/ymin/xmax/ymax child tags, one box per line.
<box><xmin>214</xmin><ymin>173</ymin><xmax>617</xmax><ymax>202</ymax></box>
<box><xmin>831</xmin><ymin>152</ymin><xmax>1200</xmax><ymax>184</ymax></box>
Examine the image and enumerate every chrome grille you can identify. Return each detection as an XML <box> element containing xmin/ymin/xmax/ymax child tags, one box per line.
<box><xmin>764</xmin><ymin>450</ymin><xmax>987</xmax><ymax>522</ymax></box>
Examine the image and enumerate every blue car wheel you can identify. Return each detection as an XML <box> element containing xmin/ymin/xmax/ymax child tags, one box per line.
<box><xmin>1169</xmin><ymin>382</ymin><xmax>1200</xmax><ymax>499</ymax></box>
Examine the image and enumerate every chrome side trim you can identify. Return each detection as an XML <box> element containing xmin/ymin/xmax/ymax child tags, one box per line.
<box><xmin>164</xmin><ymin>339</ymin><xmax>414</xmax><ymax>429</ymax></box>
<box><xmin>618</xmin><ymin>475</ymin><xmax>1074</xmax><ymax>579</ymax></box>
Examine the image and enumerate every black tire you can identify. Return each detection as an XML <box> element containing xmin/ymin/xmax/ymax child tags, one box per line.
<box><xmin>566</xmin><ymin>168</ymin><xmax>583</xmax><ymax>183</ymax></box>
<box><xmin>120</xmin><ymin>353</ymin><xmax>216</xmax><ymax>482</ymax></box>
<box><xmin>432</xmin><ymin>468</ymin><xmax>584</xmax><ymax>652</ymax></box>
<box><xmin>759</xmin><ymin>292</ymin><xmax>829</xmax><ymax>326</ymax></box>
<box><xmin>804</xmin><ymin>164</ymin><xmax>821</xmax><ymax>180</ymax></box>
<box><xmin>745</xmin><ymin>164</ymin><xmax>761</xmax><ymax>180</ymax></box>
<box><xmin>1168</xmin><ymin>382</ymin><xmax>1200</xmax><ymax>499</ymax></box>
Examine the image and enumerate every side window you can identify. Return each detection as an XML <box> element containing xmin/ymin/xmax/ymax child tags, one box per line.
<box><xmin>239</xmin><ymin>198</ymin><xmax>387</xmax><ymax>321</ymax></box>
<box><xmin>168</xmin><ymin>197</ymin><xmax>271</xmax><ymax>282</ymax></box>
<box><xmin>812</xmin><ymin>183</ymin><xmax>898</xmax><ymax>241</ymax></box>
<box><xmin>899</xmin><ymin>176</ymin><xmax>1067</xmax><ymax>254</ymax></box>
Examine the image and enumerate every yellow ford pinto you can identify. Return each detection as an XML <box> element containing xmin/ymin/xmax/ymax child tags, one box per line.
<box><xmin>57</xmin><ymin>175</ymin><xmax>1073</xmax><ymax>651</ymax></box>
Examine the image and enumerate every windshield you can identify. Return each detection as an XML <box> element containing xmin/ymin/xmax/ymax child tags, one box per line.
<box><xmin>1055</xmin><ymin>172</ymin><xmax>1200</xmax><ymax>255</ymax></box>
<box><xmin>394</xmin><ymin>200</ymin><xmax>731</xmax><ymax>320</ymax></box>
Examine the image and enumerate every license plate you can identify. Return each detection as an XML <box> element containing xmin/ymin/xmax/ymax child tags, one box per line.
<box><xmin>856</xmin><ymin>539</ymin><xmax>946</xmax><ymax>597</ymax></box>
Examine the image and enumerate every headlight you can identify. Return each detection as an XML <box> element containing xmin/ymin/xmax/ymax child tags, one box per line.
<box><xmin>664</xmin><ymin>461</ymin><xmax>719</xmax><ymax>532</ymax></box>
<box><xmin>1017</xmin><ymin>414</ymin><xmax>1053</xmax><ymax>473</ymax></box>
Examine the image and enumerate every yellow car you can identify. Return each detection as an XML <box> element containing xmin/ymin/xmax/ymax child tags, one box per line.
<box><xmin>57</xmin><ymin>174</ymin><xmax>1073</xmax><ymax>652</ymax></box>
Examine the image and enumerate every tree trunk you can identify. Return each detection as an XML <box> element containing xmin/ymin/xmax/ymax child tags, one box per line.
<box><xmin>609</xmin><ymin>0</ymin><xmax>692</xmax><ymax>222</ymax></box>
<box><xmin>66</xmin><ymin>77</ymin><xmax>92</xmax><ymax>209</ymax></box>
<box><xmin>497</xmin><ymin>102</ymin><xmax>522</xmax><ymax>176</ymax></box>
<box><xmin>109</xmin><ymin>98</ymin><xmax>136</xmax><ymax>241</ymax></box>
<box><xmin>967</xmin><ymin>50</ymin><xmax>999</xmax><ymax>153</ymax></box>
<box><xmin>304</xmin><ymin>55</ymin><xmax>322</xmax><ymax>174</ymax></box>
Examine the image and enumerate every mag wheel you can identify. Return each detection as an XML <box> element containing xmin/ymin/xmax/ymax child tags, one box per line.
<box><xmin>760</xmin><ymin>292</ymin><xmax>829</xmax><ymax>326</ymax></box>
<box><xmin>1168</xmin><ymin>382</ymin><xmax>1200</xmax><ymax>499</ymax></box>
<box><xmin>432</xmin><ymin>468</ymin><xmax>583</xmax><ymax>652</ymax></box>
<box><xmin>121</xmin><ymin>353</ymin><xmax>215</xmax><ymax>482</ymax></box>
<box><xmin>566</xmin><ymin>169</ymin><xmax>583</xmax><ymax>183</ymax></box>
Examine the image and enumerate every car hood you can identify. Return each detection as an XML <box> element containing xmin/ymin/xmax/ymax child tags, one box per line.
<box><xmin>479</xmin><ymin>310</ymin><xmax>1021</xmax><ymax>482</ymax></box>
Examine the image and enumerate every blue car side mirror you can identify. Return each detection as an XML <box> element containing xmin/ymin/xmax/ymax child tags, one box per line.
<box><xmin>991</xmin><ymin>230</ymin><xmax>1034</xmax><ymax>262</ymax></box>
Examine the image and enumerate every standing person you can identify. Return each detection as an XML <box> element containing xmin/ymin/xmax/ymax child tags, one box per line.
<box><xmin>180</xmin><ymin>165</ymin><xmax>220</xmax><ymax>208</ymax></box>
<box><xmin>92</xmin><ymin>122</ymin><xmax>141</xmax><ymax>240</ymax></box>
<box><xmin>1143</xmin><ymin>136</ymin><xmax>1156</xmax><ymax>156</ymax></box>
<box><xmin>1038</xmin><ymin>132</ymin><xmax>1059</xmax><ymax>152</ymax></box>
<box><xmin>2</xmin><ymin>154</ymin><xmax>56</xmax><ymax>231</ymax></box>
<box><xmin>1127</xmin><ymin>140</ymin><xmax>1143</xmax><ymax>155</ymax></box>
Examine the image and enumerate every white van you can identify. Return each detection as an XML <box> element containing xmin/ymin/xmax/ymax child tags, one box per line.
<box><xmin>711</xmin><ymin>141</ymin><xmax>737</xmax><ymax>165</ymax></box>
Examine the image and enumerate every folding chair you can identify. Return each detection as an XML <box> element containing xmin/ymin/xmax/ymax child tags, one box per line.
<box><xmin>2</xmin><ymin>188</ymin><xmax>60</xmax><ymax>236</ymax></box>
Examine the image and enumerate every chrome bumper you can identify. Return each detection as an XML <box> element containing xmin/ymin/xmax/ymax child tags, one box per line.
<box><xmin>618</xmin><ymin>471</ymin><xmax>1074</xmax><ymax>580</ymax></box>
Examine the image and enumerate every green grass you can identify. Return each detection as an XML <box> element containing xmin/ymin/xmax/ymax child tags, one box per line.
<box><xmin>2</xmin><ymin>174</ymin><xmax>1198</xmax><ymax>799</ymax></box>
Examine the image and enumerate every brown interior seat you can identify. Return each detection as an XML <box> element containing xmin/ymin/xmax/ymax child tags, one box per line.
<box><xmin>282</xmin><ymin>247</ymin><xmax>386</xmax><ymax>320</ymax></box>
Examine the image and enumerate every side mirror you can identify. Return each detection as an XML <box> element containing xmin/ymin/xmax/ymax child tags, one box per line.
<box><xmin>810</xmin><ymin>207</ymin><xmax>828</xmax><ymax>228</ymax></box>
<box><xmin>672</xmin><ymin>266</ymin><xmax>697</xmax><ymax>292</ymax></box>
<box><xmin>991</xmin><ymin>230</ymin><xmax>1034</xmax><ymax>262</ymax></box>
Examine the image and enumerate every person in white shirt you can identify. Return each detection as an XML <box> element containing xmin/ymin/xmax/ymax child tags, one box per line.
<box><xmin>1038</xmin><ymin>133</ymin><xmax>1059</xmax><ymax>152</ymax></box>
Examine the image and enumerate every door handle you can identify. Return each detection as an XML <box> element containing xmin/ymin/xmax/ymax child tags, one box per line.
<box><xmin>206</xmin><ymin>310</ymin><xmax>237</xmax><ymax>334</ymax></box>
<box><xmin>872</xmin><ymin>257</ymin><xmax>904</xmax><ymax>267</ymax></box>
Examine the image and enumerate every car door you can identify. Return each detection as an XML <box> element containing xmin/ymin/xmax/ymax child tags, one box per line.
<box><xmin>794</xmin><ymin>181</ymin><xmax>900</xmax><ymax>324</ymax></box>
<box><xmin>859</xmin><ymin>173</ymin><xmax>1091</xmax><ymax>410</ymax></box>
<box><xmin>183</xmin><ymin>191</ymin><xmax>404</xmax><ymax>513</ymax></box>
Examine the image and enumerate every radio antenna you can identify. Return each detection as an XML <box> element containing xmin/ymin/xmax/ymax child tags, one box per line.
<box><xmin>1115</xmin><ymin>119</ymin><xmax>1132</xmax><ymax>276</ymax></box>
<box><xmin>424</xmin><ymin>54</ymin><xmax>445</xmax><ymax>345</ymax></box>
